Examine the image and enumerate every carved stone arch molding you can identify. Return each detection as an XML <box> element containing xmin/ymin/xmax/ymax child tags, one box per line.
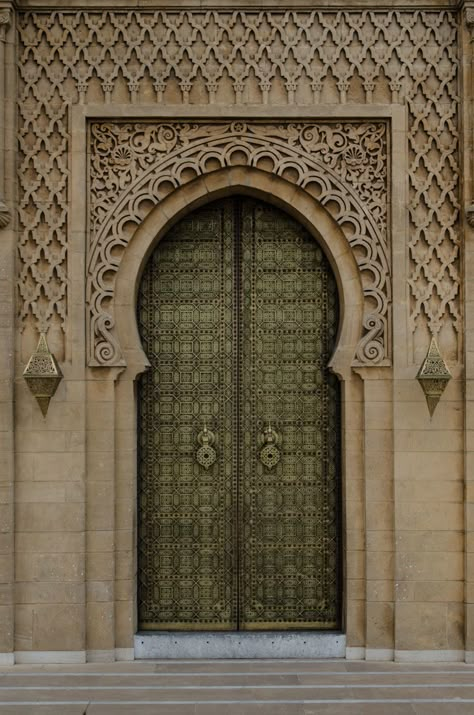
<box><xmin>87</xmin><ymin>119</ymin><xmax>390</xmax><ymax>367</ymax></box>
<box><xmin>114</xmin><ymin>168</ymin><xmax>365</xmax><ymax>383</ymax></box>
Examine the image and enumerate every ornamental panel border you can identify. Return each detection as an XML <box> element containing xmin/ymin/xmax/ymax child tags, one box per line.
<box><xmin>87</xmin><ymin>119</ymin><xmax>390</xmax><ymax>367</ymax></box>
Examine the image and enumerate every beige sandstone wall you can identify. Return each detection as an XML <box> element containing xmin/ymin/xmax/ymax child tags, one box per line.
<box><xmin>0</xmin><ymin>0</ymin><xmax>468</xmax><ymax>662</ymax></box>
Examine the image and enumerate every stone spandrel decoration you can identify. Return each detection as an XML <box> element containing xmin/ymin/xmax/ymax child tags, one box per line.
<box><xmin>88</xmin><ymin>120</ymin><xmax>390</xmax><ymax>367</ymax></box>
<box><xmin>416</xmin><ymin>337</ymin><xmax>452</xmax><ymax>417</ymax></box>
<box><xmin>23</xmin><ymin>333</ymin><xmax>63</xmax><ymax>417</ymax></box>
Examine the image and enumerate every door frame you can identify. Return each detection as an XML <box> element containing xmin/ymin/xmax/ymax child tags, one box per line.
<box><xmin>135</xmin><ymin>193</ymin><xmax>345</xmax><ymax>634</ymax></box>
<box><xmin>111</xmin><ymin>168</ymin><xmax>367</xmax><ymax>657</ymax></box>
<box><xmin>76</xmin><ymin>105</ymin><xmax>403</xmax><ymax>660</ymax></box>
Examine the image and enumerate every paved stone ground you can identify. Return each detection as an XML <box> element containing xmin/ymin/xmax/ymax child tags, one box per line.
<box><xmin>1</xmin><ymin>660</ymin><xmax>474</xmax><ymax>714</ymax></box>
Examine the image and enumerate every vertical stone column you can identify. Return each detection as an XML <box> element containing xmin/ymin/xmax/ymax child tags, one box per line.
<box><xmin>463</xmin><ymin>4</ymin><xmax>474</xmax><ymax>664</ymax></box>
<box><xmin>0</xmin><ymin>4</ymin><xmax>14</xmax><ymax>664</ymax></box>
<box><xmin>114</xmin><ymin>373</ymin><xmax>140</xmax><ymax>660</ymax></box>
<box><xmin>341</xmin><ymin>373</ymin><xmax>366</xmax><ymax>659</ymax></box>
<box><xmin>357</xmin><ymin>368</ymin><xmax>395</xmax><ymax>661</ymax></box>
<box><xmin>85</xmin><ymin>371</ymin><xmax>118</xmax><ymax>662</ymax></box>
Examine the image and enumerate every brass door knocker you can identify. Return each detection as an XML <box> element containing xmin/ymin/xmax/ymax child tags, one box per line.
<box><xmin>196</xmin><ymin>424</ymin><xmax>217</xmax><ymax>469</ymax></box>
<box><xmin>259</xmin><ymin>424</ymin><xmax>281</xmax><ymax>469</ymax></box>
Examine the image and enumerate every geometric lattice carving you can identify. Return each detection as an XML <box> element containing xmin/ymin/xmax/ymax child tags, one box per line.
<box><xmin>18</xmin><ymin>10</ymin><xmax>460</xmax><ymax>357</ymax></box>
<box><xmin>88</xmin><ymin>120</ymin><xmax>389</xmax><ymax>367</ymax></box>
<box><xmin>137</xmin><ymin>197</ymin><xmax>341</xmax><ymax>629</ymax></box>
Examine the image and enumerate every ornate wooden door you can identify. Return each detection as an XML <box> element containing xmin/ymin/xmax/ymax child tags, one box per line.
<box><xmin>137</xmin><ymin>196</ymin><xmax>341</xmax><ymax>631</ymax></box>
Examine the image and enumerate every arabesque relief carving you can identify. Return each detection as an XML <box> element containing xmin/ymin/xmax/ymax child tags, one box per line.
<box><xmin>88</xmin><ymin>120</ymin><xmax>389</xmax><ymax>367</ymax></box>
<box><xmin>18</xmin><ymin>11</ymin><xmax>460</xmax><ymax>359</ymax></box>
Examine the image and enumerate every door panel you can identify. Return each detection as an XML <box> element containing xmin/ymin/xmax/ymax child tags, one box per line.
<box><xmin>137</xmin><ymin>196</ymin><xmax>341</xmax><ymax>631</ymax></box>
<box><xmin>137</xmin><ymin>200</ymin><xmax>237</xmax><ymax>629</ymax></box>
<box><xmin>239</xmin><ymin>199</ymin><xmax>341</xmax><ymax>629</ymax></box>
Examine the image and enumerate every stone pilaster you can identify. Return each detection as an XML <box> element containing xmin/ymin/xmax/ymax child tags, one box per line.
<box><xmin>463</xmin><ymin>3</ymin><xmax>474</xmax><ymax>663</ymax></box>
<box><xmin>0</xmin><ymin>3</ymin><xmax>14</xmax><ymax>663</ymax></box>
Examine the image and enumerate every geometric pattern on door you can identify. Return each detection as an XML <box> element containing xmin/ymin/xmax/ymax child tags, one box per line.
<box><xmin>137</xmin><ymin>196</ymin><xmax>341</xmax><ymax>630</ymax></box>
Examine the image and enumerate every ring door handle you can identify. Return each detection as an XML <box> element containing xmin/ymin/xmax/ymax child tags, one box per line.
<box><xmin>196</xmin><ymin>424</ymin><xmax>217</xmax><ymax>469</ymax></box>
<box><xmin>259</xmin><ymin>424</ymin><xmax>281</xmax><ymax>470</ymax></box>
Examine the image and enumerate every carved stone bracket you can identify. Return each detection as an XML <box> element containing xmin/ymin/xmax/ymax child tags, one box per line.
<box><xmin>466</xmin><ymin>6</ymin><xmax>474</xmax><ymax>31</ymax></box>
<box><xmin>0</xmin><ymin>198</ymin><xmax>10</xmax><ymax>229</ymax></box>
<box><xmin>0</xmin><ymin>11</ymin><xmax>11</xmax><ymax>40</ymax></box>
<box><xmin>87</xmin><ymin>120</ymin><xmax>390</xmax><ymax>368</ymax></box>
<box><xmin>466</xmin><ymin>203</ymin><xmax>474</xmax><ymax>227</ymax></box>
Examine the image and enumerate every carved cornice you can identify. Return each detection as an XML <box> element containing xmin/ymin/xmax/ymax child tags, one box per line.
<box><xmin>13</xmin><ymin>0</ymin><xmax>463</xmax><ymax>7</ymax></box>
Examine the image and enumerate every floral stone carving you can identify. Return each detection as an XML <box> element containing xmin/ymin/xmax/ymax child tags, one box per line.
<box><xmin>87</xmin><ymin>120</ymin><xmax>390</xmax><ymax>368</ymax></box>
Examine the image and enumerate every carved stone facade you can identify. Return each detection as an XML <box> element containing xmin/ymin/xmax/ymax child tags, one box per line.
<box><xmin>0</xmin><ymin>0</ymin><xmax>473</xmax><ymax>666</ymax></box>
<box><xmin>18</xmin><ymin>9</ymin><xmax>460</xmax><ymax>360</ymax></box>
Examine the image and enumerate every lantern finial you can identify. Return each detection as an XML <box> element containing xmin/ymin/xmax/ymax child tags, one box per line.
<box><xmin>416</xmin><ymin>337</ymin><xmax>451</xmax><ymax>417</ymax></box>
<box><xmin>23</xmin><ymin>332</ymin><xmax>63</xmax><ymax>417</ymax></box>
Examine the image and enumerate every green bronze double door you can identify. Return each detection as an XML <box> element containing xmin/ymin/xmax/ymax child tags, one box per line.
<box><xmin>137</xmin><ymin>196</ymin><xmax>341</xmax><ymax>631</ymax></box>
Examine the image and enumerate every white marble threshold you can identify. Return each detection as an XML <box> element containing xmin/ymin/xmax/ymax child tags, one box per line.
<box><xmin>134</xmin><ymin>632</ymin><xmax>346</xmax><ymax>659</ymax></box>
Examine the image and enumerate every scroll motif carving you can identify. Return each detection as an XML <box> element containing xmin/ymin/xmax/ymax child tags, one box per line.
<box><xmin>18</xmin><ymin>10</ymin><xmax>460</xmax><ymax>357</ymax></box>
<box><xmin>87</xmin><ymin>120</ymin><xmax>389</xmax><ymax>367</ymax></box>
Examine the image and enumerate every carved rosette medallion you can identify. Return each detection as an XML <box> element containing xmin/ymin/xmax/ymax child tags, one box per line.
<box><xmin>87</xmin><ymin>120</ymin><xmax>390</xmax><ymax>368</ymax></box>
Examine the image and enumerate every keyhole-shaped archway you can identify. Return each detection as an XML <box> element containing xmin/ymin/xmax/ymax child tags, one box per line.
<box><xmin>136</xmin><ymin>194</ymin><xmax>342</xmax><ymax>631</ymax></box>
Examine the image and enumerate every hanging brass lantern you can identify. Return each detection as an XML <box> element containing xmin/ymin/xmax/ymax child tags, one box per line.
<box><xmin>23</xmin><ymin>332</ymin><xmax>63</xmax><ymax>417</ymax></box>
<box><xmin>416</xmin><ymin>337</ymin><xmax>451</xmax><ymax>417</ymax></box>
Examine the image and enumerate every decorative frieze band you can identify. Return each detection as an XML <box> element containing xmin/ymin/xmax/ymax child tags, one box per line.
<box><xmin>87</xmin><ymin>120</ymin><xmax>389</xmax><ymax>367</ymax></box>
